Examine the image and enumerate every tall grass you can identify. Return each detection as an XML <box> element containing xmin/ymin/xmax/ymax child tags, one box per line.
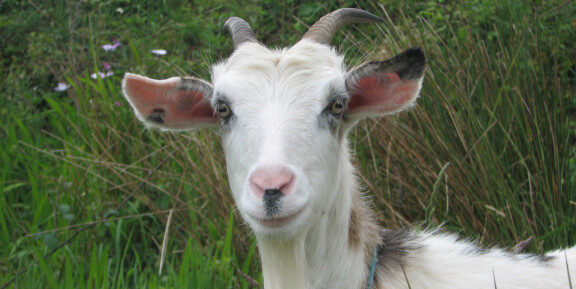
<box><xmin>1</xmin><ymin>0</ymin><xmax>574</xmax><ymax>287</ymax></box>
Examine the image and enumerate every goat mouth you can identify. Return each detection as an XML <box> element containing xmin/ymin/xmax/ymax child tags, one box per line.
<box><xmin>251</xmin><ymin>207</ymin><xmax>305</xmax><ymax>228</ymax></box>
<box><xmin>257</xmin><ymin>214</ymin><xmax>297</xmax><ymax>227</ymax></box>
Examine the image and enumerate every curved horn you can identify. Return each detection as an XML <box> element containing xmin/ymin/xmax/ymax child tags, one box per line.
<box><xmin>302</xmin><ymin>8</ymin><xmax>383</xmax><ymax>45</ymax></box>
<box><xmin>225</xmin><ymin>17</ymin><xmax>257</xmax><ymax>49</ymax></box>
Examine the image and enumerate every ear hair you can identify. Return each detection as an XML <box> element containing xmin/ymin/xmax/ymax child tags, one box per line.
<box><xmin>122</xmin><ymin>73</ymin><xmax>218</xmax><ymax>131</ymax></box>
<box><xmin>344</xmin><ymin>48</ymin><xmax>426</xmax><ymax>119</ymax></box>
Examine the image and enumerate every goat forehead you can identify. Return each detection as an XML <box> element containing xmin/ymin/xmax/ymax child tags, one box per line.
<box><xmin>212</xmin><ymin>41</ymin><xmax>345</xmax><ymax>105</ymax></box>
<box><xmin>223</xmin><ymin>41</ymin><xmax>343</xmax><ymax>72</ymax></box>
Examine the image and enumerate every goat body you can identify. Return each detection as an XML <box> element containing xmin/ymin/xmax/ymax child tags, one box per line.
<box><xmin>121</xmin><ymin>8</ymin><xmax>575</xmax><ymax>289</ymax></box>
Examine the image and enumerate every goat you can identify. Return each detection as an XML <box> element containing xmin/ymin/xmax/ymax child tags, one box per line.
<box><xmin>121</xmin><ymin>8</ymin><xmax>575</xmax><ymax>289</ymax></box>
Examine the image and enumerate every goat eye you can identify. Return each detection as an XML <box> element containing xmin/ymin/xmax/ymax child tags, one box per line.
<box><xmin>330</xmin><ymin>99</ymin><xmax>347</xmax><ymax>114</ymax></box>
<box><xmin>216</xmin><ymin>103</ymin><xmax>232</xmax><ymax>119</ymax></box>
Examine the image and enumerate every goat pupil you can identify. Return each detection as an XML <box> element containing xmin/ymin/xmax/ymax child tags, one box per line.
<box><xmin>331</xmin><ymin>100</ymin><xmax>345</xmax><ymax>113</ymax></box>
<box><xmin>216</xmin><ymin>103</ymin><xmax>231</xmax><ymax>119</ymax></box>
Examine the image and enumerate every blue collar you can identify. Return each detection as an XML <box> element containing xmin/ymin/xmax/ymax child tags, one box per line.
<box><xmin>365</xmin><ymin>247</ymin><xmax>379</xmax><ymax>289</ymax></box>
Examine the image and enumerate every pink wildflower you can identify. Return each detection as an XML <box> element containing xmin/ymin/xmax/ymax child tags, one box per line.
<box><xmin>53</xmin><ymin>82</ymin><xmax>70</xmax><ymax>92</ymax></box>
<box><xmin>101</xmin><ymin>39</ymin><xmax>120</xmax><ymax>51</ymax></box>
<box><xmin>103</xmin><ymin>62</ymin><xmax>111</xmax><ymax>70</ymax></box>
<box><xmin>151</xmin><ymin>49</ymin><xmax>167</xmax><ymax>56</ymax></box>
<box><xmin>91</xmin><ymin>71</ymin><xmax>114</xmax><ymax>79</ymax></box>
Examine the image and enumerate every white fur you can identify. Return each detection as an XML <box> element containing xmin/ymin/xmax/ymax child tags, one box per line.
<box><xmin>379</xmin><ymin>232</ymin><xmax>576</xmax><ymax>289</ymax></box>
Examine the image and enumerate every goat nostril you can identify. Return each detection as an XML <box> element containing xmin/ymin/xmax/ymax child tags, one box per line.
<box><xmin>264</xmin><ymin>189</ymin><xmax>283</xmax><ymax>198</ymax></box>
<box><xmin>263</xmin><ymin>189</ymin><xmax>283</xmax><ymax>217</ymax></box>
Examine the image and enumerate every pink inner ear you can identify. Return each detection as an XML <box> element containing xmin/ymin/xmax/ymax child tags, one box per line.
<box><xmin>348</xmin><ymin>73</ymin><xmax>421</xmax><ymax>115</ymax></box>
<box><xmin>123</xmin><ymin>74</ymin><xmax>216</xmax><ymax>129</ymax></box>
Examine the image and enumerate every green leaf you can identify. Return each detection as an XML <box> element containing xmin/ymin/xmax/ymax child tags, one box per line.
<box><xmin>2</xmin><ymin>182</ymin><xmax>25</xmax><ymax>193</ymax></box>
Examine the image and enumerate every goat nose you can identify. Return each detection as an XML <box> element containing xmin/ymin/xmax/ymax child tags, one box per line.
<box><xmin>249</xmin><ymin>165</ymin><xmax>296</xmax><ymax>198</ymax></box>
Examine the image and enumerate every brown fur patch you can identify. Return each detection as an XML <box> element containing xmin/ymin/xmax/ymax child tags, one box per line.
<box><xmin>348</xmin><ymin>205</ymin><xmax>361</xmax><ymax>250</ymax></box>
<box><xmin>377</xmin><ymin>229</ymin><xmax>421</xmax><ymax>266</ymax></box>
<box><xmin>348</xmin><ymin>190</ymin><xmax>381</xmax><ymax>254</ymax></box>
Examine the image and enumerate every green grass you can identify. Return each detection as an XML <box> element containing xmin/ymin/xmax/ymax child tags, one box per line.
<box><xmin>1</xmin><ymin>0</ymin><xmax>575</xmax><ymax>288</ymax></box>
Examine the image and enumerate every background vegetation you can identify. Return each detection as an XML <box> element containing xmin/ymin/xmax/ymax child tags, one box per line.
<box><xmin>1</xmin><ymin>0</ymin><xmax>574</xmax><ymax>288</ymax></box>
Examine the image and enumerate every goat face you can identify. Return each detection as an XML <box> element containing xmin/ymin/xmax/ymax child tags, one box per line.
<box><xmin>121</xmin><ymin>9</ymin><xmax>425</xmax><ymax>240</ymax></box>
<box><xmin>212</xmin><ymin>41</ymin><xmax>351</xmax><ymax>239</ymax></box>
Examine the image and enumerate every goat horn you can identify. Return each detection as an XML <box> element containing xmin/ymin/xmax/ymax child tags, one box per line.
<box><xmin>225</xmin><ymin>17</ymin><xmax>257</xmax><ymax>49</ymax></box>
<box><xmin>302</xmin><ymin>8</ymin><xmax>383</xmax><ymax>45</ymax></box>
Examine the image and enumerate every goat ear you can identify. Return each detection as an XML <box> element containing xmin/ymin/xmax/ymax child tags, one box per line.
<box><xmin>122</xmin><ymin>73</ymin><xmax>217</xmax><ymax>130</ymax></box>
<box><xmin>345</xmin><ymin>47</ymin><xmax>425</xmax><ymax>119</ymax></box>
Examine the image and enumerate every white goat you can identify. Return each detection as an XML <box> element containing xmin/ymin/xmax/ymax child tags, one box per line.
<box><xmin>121</xmin><ymin>8</ymin><xmax>575</xmax><ymax>289</ymax></box>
